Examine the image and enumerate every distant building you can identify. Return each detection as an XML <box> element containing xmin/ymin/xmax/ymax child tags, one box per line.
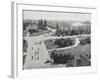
<box><xmin>26</xmin><ymin>24</ymin><xmax>38</xmax><ymax>32</ymax></box>
<box><xmin>72</xmin><ymin>22</ymin><xmax>84</xmax><ymax>27</ymax></box>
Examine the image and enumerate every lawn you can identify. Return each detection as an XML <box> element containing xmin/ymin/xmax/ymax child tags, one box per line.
<box><xmin>44</xmin><ymin>38</ymin><xmax>75</xmax><ymax>50</ymax></box>
<box><xmin>48</xmin><ymin>44</ymin><xmax>91</xmax><ymax>66</ymax></box>
<box><xmin>49</xmin><ymin>44</ymin><xmax>91</xmax><ymax>57</ymax></box>
<box><xmin>44</xmin><ymin>39</ymin><xmax>59</xmax><ymax>50</ymax></box>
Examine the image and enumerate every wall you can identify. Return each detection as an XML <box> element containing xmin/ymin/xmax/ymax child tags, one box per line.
<box><xmin>0</xmin><ymin>0</ymin><xmax>100</xmax><ymax>80</ymax></box>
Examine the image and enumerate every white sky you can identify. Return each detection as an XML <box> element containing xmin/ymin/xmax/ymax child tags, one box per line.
<box><xmin>23</xmin><ymin>10</ymin><xmax>91</xmax><ymax>21</ymax></box>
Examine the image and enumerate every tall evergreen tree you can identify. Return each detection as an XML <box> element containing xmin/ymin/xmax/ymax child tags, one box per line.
<box><xmin>56</xmin><ymin>23</ymin><xmax>61</xmax><ymax>36</ymax></box>
<box><xmin>44</xmin><ymin>20</ymin><xmax>47</xmax><ymax>26</ymax></box>
<box><xmin>56</xmin><ymin>23</ymin><xmax>59</xmax><ymax>31</ymax></box>
<box><xmin>40</xmin><ymin>19</ymin><xmax>43</xmax><ymax>25</ymax></box>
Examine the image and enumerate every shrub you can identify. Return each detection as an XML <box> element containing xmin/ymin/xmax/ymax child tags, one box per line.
<box><xmin>80</xmin><ymin>37</ymin><xmax>91</xmax><ymax>45</ymax></box>
<box><xmin>54</xmin><ymin>38</ymin><xmax>75</xmax><ymax>48</ymax></box>
<box><xmin>50</xmin><ymin>51</ymin><xmax>75</xmax><ymax>64</ymax></box>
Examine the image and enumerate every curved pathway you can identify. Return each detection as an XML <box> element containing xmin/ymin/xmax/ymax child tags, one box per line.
<box><xmin>43</xmin><ymin>34</ymin><xmax>90</xmax><ymax>52</ymax></box>
<box><xmin>47</xmin><ymin>37</ymin><xmax>80</xmax><ymax>52</ymax></box>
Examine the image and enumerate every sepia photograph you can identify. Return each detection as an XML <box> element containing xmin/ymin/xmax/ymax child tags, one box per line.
<box><xmin>23</xmin><ymin>10</ymin><xmax>91</xmax><ymax>70</ymax></box>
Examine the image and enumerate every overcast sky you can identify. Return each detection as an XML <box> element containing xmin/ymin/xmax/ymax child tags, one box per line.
<box><xmin>23</xmin><ymin>10</ymin><xmax>91</xmax><ymax>22</ymax></box>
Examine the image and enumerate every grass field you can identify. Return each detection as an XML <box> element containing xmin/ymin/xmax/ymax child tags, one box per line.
<box><xmin>49</xmin><ymin>44</ymin><xmax>91</xmax><ymax>56</ymax></box>
<box><xmin>44</xmin><ymin>39</ymin><xmax>58</xmax><ymax>49</ymax></box>
<box><xmin>44</xmin><ymin>38</ymin><xmax>75</xmax><ymax>50</ymax></box>
<box><xmin>48</xmin><ymin>44</ymin><xmax>91</xmax><ymax>66</ymax></box>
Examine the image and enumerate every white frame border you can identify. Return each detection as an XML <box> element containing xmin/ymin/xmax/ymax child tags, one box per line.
<box><xmin>11</xmin><ymin>1</ymin><xmax>97</xmax><ymax>78</ymax></box>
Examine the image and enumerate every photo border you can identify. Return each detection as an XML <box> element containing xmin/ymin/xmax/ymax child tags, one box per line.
<box><xmin>11</xmin><ymin>2</ymin><xmax>97</xmax><ymax>78</ymax></box>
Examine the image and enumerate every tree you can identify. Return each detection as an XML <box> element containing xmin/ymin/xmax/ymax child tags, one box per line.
<box><xmin>23</xmin><ymin>39</ymin><xmax>28</xmax><ymax>53</ymax></box>
<box><xmin>38</xmin><ymin>20</ymin><xmax>41</xmax><ymax>26</ymax></box>
<box><xmin>38</xmin><ymin>19</ymin><xmax>43</xmax><ymax>28</ymax></box>
<box><xmin>80</xmin><ymin>37</ymin><xmax>91</xmax><ymax>45</ymax></box>
<box><xmin>40</xmin><ymin>19</ymin><xmax>43</xmax><ymax>25</ymax></box>
<box><xmin>38</xmin><ymin>19</ymin><xmax>47</xmax><ymax>30</ymax></box>
<box><xmin>44</xmin><ymin>20</ymin><xmax>47</xmax><ymax>26</ymax></box>
<box><xmin>42</xmin><ymin>20</ymin><xmax>47</xmax><ymax>30</ymax></box>
<box><xmin>54</xmin><ymin>38</ymin><xmax>74</xmax><ymax>48</ymax></box>
<box><xmin>55</xmin><ymin>23</ymin><xmax>61</xmax><ymax>36</ymax></box>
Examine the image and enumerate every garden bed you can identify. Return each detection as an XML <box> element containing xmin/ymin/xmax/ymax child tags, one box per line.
<box><xmin>44</xmin><ymin>38</ymin><xmax>76</xmax><ymax>50</ymax></box>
